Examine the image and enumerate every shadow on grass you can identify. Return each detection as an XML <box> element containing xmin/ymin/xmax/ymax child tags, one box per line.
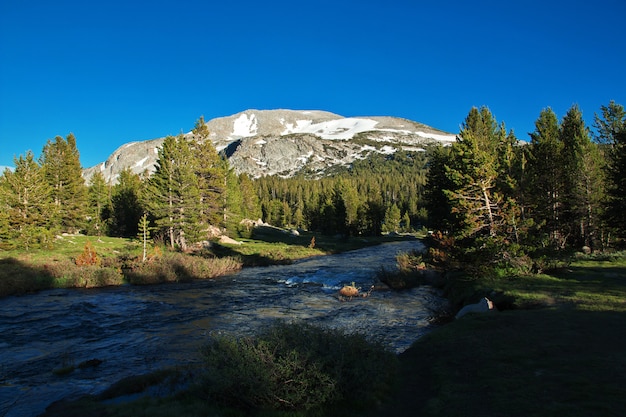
<box><xmin>0</xmin><ymin>257</ymin><xmax>55</xmax><ymax>297</ymax></box>
<box><xmin>374</xmin><ymin>307</ymin><xmax>626</xmax><ymax>417</ymax></box>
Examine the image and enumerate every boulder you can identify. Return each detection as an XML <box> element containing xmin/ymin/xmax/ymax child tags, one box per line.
<box><xmin>455</xmin><ymin>297</ymin><xmax>496</xmax><ymax>319</ymax></box>
<box><xmin>339</xmin><ymin>285</ymin><xmax>360</xmax><ymax>298</ymax></box>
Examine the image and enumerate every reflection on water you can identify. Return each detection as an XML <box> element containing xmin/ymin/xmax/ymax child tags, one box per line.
<box><xmin>0</xmin><ymin>240</ymin><xmax>447</xmax><ymax>417</ymax></box>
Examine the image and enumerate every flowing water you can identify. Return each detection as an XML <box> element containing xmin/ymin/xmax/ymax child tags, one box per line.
<box><xmin>0</xmin><ymin>240</ymin><xmax>447</xmax><ymax>417</ymax></box>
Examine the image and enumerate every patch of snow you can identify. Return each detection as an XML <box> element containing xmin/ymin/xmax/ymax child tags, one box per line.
<box><xmin>402</xmin><ymin>146</ymin><xmax>426</xmax><ymax>152</ymax></box>
<box><xmin>297</xmin><ymin>151</ymin><xmax>314</xmax><ymax>163</ymax></box>
<box><xmin>255</xmin><ymin>139</ymin><xmax>267</xmax><ymax>145</ymax></box>
<box><xmin>233</xmin><ymin>113</ymin><xmax>258</xmax><ymax>137</ymax></box>
<box><xmin>415</xmin><ymin>131</ymin><xmax>456</xmax><ymax>142</ymax></box>
<box><xmin>134</xmin><ymin>156</ymin><xmax>149</xmax><ymax>168</ymax></box>
<box><xmin>286</xmin><ymin>118</ymin><xmax>379</xmax><ymax>140</ymax></box>
<box><xmin>379</xmin><ymin>145</ymin><xmax>397</xmax><ymax>155</ymax></box>
<box><xmin>278</xmin><ymin>115</ymin><xmax>455</xmax><ymax>143</ymax></box>
<box><xmin>360</xmin><ymin>145</ymin><xmax>377</xmax><ymax>152</ymax></box>
<box><xmin>153</xmin><ymin>147</ymin><xmax>159</xmax><ymax>154</ymax></box>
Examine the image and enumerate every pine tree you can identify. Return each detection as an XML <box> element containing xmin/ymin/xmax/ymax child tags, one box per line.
<box><xmin>191</xmin><ymin>117</ymin><xmax>226</xmax><ymax>228</ymax></box>
<box><xmin>0</xmin><ymin>152</ymin><xmax>55</xmax><ymax>248</ymax></box>
<box><xmin>137</xmin><ymin>212</ymin><xmax>154</xmax><ymax>262</ymax></box>
<box><xmin>382</xmin><ymin>203</ymin><xmax>402</xmax><ymax>233</ymax></box>
<box><xmin>87</xmin><ymin>171</ymin><xmax>111</xmax><ymax>236</ymax></box>
<box><xmin>604</xmin><ymin>128</ymin><xmax>626</xmax><ymax>238</ymax></box>
<box><xmin>526</xmin><ymin>108</ymin><xmax>565</xmax><ymax>247</ymax></box>
<box><xmin>425</xmin><ymin>145</ymin><xmax>454</xmax><ymax>231</ymax></box>
<box><xmin>559</xmin><ymin>105</ymin><xmax>604</xmax><ymax>250</ymax></box>
<box><xmin>224</xmin><ymin>168</ymin><xmax>245</xmax><ymax>233</ymax></box>
<box><xmin>239</xmin><ymin>173</ymin><xmax>262</xmax><ymax>221</ymax></box>
<box><xmin>110</xmin><ymin>168</ymin><xmax>144</xmax><ymax>237</ymax></box>
<box><xmin>445</xmin><ymin>107</ymin><xmax>503</xmax><ymax>239</ymax></box>
<box><xmin>40</xmin><ymin>133</ymin><xmax>88</xmax><ymax>233</ymax></box>
<box><xmin>594</xmin><ymin>101</ymin><xmax>626</xmax><ymax>242</ymax></box>
<box><xmin>145</xmin><ymin>135</ymin><xmax>201</xmax><ymax>250</ymax></box>
<box><xmin>593</xmin><ymin>100</ymin><xmax>626</xmax><ymax>145</ymax></box>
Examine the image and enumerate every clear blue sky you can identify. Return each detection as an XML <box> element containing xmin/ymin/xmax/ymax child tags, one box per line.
<box><xmin>1</xmin><ymin>0</ymin><xmax>625</xmax><ymax>169</ymax></box>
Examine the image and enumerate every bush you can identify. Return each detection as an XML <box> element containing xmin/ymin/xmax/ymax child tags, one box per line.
<box><xmin>45</xmin><ymin>260</ymin><xmax>123</xmax><ymax>288</ymax></box>
<box><xmin>197</xmin><ymin>321</ymin><xmax>398</xmax><ymax>412</ymax></box>
<box><xmin>124</xmin><ymin>252</ymin><xmax>242</xmax><ymax>285</ymax></box>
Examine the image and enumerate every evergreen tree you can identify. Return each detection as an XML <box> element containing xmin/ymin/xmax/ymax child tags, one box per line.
<box><xmin>0</xmin><ymin>152</ymin><xmax>55</xmax><ymax>248</ymax></box>
<box><xmin>593</xmin><ymin>100</ymin><xmax>626</xmax><ymax>145</ymax></box>
<box><xmin>110</xmin><ymin>168</ymin><xmax>144</xmax><ymax>237</ymax></box>
<box><xmin>424</xmin><ymin>145</ymin><xmax>454</xmax><ymax>231</ymax></box>
<box><xmin>559</xmin><ymin>105</ymin><xmax>604</xmax><ymax>250</ymax></box>
<box><xmin>382</xmin><ymin>203</ymin><xmax>402</xmax><ymax>233</ymax></box>
<box><xmin>444</xmin><ymin>107</ymin><xmax>503</xmax><ymax>240</ymax></box>
<box><xmin>40</xmin><ymin>133</ymin><xmax>88</xmax><ymax>233</ymax></box>
<box><xmin>191</xmin><ymin>117</ymin><xmax>226</xmax><ymax>227</ymax></box>
<box><xmin>239</xmin><ymin>173</ymin><xmax>262</xmax><ymax>221</ymax></box>
<box><xmin>87</xmin><ymin>171</ymin><xmax>111</xmax><ymax>236</ymax></box>
<box><xmin>604</xmin><ymin>128</ymin><xmax>626</xmax><ymax>238</ymax></box>
<box><xmin>224</xmin><ymin>168</ymin><xmax>245</xmax><ymax>233</ymax></box>
<box><xmin>526</xmin><ymin>108</ymin><xmax>565</xmax><ymax>247</ymax></box>
<box><xmin>145</xmin><ymin>135</ymin><xmax>201</xmax><ymax>249</ymax></box>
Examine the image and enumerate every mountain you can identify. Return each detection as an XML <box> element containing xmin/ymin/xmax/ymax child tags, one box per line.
<box><xmin>83</xmin><ymin>109</ymin><xmax>456</xmax><ymax>184</ymax></box>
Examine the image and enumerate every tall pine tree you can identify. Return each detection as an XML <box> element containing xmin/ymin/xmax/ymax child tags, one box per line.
<box><xmin>0</xmin><ymin>152</ymin><xmax>55</xmax><ymax>248</ymax></box>
<box><xmin>444</xmin><ymin>107</ymin><xmax>503</xmax><ymax>240</ymax></box>
<box><xmin>87</xmin><ymin>171</ymin><xmax>111</xmax><ymax>236</ymax></box>
<box><xmin>145</xmin><ymin>135</ymin><xmax>201</xmax><ymax>250</ymax></box>
<box><xmin>599</xmin><ymin>101</ymin><xmax>626</xmax><ymax>239</ymax></box>
<box><xmin>40</xmin><ymin>133</ymin><xmax>88</xmax><ymax>233</ymax></box>
<box><xmin>526</xmin><ymin>108</ymin><xmax>565</xmax><ymax>247</ymax></box>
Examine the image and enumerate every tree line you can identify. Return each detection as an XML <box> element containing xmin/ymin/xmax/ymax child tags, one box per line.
<box><xmin>424</xmin><ymin>101</ymin><xmax>626</xmax><ymax>270</ymax></box>
<box><xmin>1</xmin><ymin>102</ymin><xmax>624</xmax><ymax>256</ymax></box>
<box><xmin>0</xmin><ymin>117</ymin><xmax>261</xmax><ymax>250</ymax></box>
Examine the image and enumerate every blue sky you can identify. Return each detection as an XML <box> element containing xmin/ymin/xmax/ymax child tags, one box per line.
<box><xmin>1</xmin><ymin>0</ymin><xmax>625</xmax><ymax>169</ymax></box>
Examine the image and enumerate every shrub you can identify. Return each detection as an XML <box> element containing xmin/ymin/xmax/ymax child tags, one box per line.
<box><xmin>75</xmin><ymin>241</ymin><xmax>100</xmax><ymax>266</ymax></box>
<box><xmin>197</xmin><ymin>321</ymin><xmax>398</xmax><ymax>412</ymax></box>
<box><xmin>124</xmin><ymin>252</ymin><xmax>242</xmax><ymax>285</ymax></box>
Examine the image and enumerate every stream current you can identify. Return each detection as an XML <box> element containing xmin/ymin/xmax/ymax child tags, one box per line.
<box><xmin>0</xmin><ymin>239</ymin><xmax>447</xmax><ymax>417</ymax></box>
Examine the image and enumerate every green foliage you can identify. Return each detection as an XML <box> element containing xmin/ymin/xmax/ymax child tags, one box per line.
<box><xmin>145</xmin><ymin>135</ymin><xmax>202</xmax><ymax>249</ymax></box>
<box><xmin>598</xmin><ymin>102</ymin><xmax>626</xmax><ymax>241</ymax></box>
<box><xmin>109</xmin><ymin>168</ymin><xmax>144</xmax><ymax>237</ymax></box>
<box><xmin>123</xmin><ymin>251</ymin><xmax>242</xmax><ymax>284</ymax></box>
<box><xmin>197</xmin><ymin>321</ymin><xmax>398</xmax><ymax>412</ymax></box>
<box><xmin>255</xmin><ymin>150</ymin><xmax>429</xmax><ymax>236</ymax></box>
<box><xmin>86</xmin><ymin>171</ymin><xmax>111</xmax><ymax>236</ymax></box>
<box><xmin>0</xmin><ymin>152</ymin><xmax>56</xmax><ymax>249</ymax></box>
<box><xmin>40</xmin><ymin>133</ymin><xmax>88</xmax><ymax>233</ymax></box>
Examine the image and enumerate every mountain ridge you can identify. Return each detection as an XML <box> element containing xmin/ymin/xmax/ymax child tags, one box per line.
<box><xmin>83</xmin><ymin>109</ymin><xmax>456</xmax><ymax>184</ymax></box>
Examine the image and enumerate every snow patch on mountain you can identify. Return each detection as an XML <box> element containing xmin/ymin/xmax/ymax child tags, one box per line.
<box><xmin>232</xmin><ymin>113</ymin><xmax>258</xmax><ymax>137</ymax></box>
<box><xmin>282</xmin><ymin>118</ymin><xmax>379</xmax><ymax>139</ymax></box>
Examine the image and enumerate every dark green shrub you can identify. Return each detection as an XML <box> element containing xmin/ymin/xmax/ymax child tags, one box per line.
<box><xmin>197</xmin><ymin>321</ymin><xmax>398</xmax><ymax>412</ymax></box>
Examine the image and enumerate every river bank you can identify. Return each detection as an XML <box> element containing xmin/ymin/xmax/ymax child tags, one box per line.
<box><xmin>0</xmin><ymin>232</ymin><xmax>410</xmax><ymax>298</ymax></box>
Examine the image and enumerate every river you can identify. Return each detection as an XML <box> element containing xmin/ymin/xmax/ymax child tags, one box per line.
<box><xmin>0</xmin><ymin>239</ymin><xmax>447</xmax><ymax>417</ymax></box>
